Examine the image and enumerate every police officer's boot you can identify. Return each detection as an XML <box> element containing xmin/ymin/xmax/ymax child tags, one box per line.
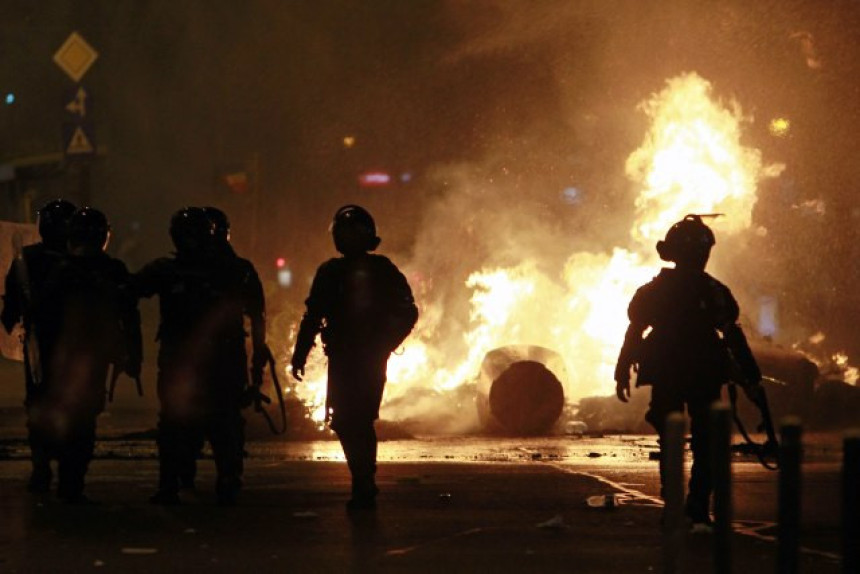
<box><xmin>216</xmin><ymin>475</ymin><xmax>242</xmax><ymax>506</ymax></box>
<box><xmin>27</xmin><ymin>449</ymin><xmax>52</xmax><ymax>494</ymax></box>
<box><xmin>685</xmin><ymin>494</ymin><xmax>713</xmax><ymax>533</ymax></box>
<box><xmin>346</xmin><ymin>474</ymin><xmax>378</xmax><ymax>511</ymax></box>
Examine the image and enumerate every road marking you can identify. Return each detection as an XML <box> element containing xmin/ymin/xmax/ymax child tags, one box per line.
<box><xmin>546</xmin><ymin>463</ymin><xmax>841</xmax><ymax>563</ymax></box>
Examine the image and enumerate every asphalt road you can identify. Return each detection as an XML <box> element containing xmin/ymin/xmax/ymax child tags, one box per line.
<box><xmin>0</xmin><ymin>434</ymin><xmax>847</xmax><ymax>573</ymax></box>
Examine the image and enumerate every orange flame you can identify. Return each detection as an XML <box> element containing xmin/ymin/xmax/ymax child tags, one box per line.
<box><xmin>294</xmin><ymin>72</ymin><xmax>786</xmax><ymax>425</ymax></box>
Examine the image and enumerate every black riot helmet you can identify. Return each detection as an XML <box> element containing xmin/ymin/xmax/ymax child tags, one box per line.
<box><xmin>331</xmin><ymin>204</ymin><xmax>381</xmax><ymax>255</ymax></box>
<box><xmin>67</xmin><ymin>207</ymin><xmax>111</xmax><ymax>253</ymax></box>
<box><xmin>203</xmin><ymin>206</ymin><xmax>230</xmax><ymax>243</ymax></box>
<box><xmin>656</xmin><ymin>214</ymin><xmax>716</xmax><ymax>269</ymax></box>
<box><xmin>37</xmin><ymin>198</ymin><xmax>77</xmax><ymax>249</ymax></box>
<box><xmin>169</xmin><ymin>206</ymin><xmax>214</xmax><ymax>254</ymax></box>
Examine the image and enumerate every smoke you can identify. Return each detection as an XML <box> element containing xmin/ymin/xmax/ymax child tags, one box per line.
<box><xmin>374</xmin><ymin>0</ymin><xmax>860</xmax><ymax>431</ymax></box>
<box><xmin>30</xmin><ymin>0</ymin><xmax>853</xmax><ymax>420</ymax></box>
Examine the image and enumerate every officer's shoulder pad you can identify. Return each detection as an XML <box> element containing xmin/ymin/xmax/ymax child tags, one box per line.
<box><xmin>368</xmin><ymin>253</ymin><xmax>399</xmax><ymax>267</ymax></box>
<box><xmin>703</xmin><ymin>272</ymin><xmax>731</xmax><ymax>289</ymax></box>
<box><xmin>318</xmin><ymin>257</ymin><xmax>343</xmax><ymax>270</ymax></box>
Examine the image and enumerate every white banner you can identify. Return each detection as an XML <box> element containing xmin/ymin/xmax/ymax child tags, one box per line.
<box><xmin>0</xmin><ymin>221</ymin><xmax>39</xmax><ymax>361</ymax></box>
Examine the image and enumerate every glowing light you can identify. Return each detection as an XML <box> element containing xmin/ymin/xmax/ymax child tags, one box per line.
<box><xmin>358</xmin><ymin>172</ymin><xmax>391</xmax><ymax>187</ymax></box>
<box><xmin>769</xmin><ymin>117</ymin><xmax>791</xmax><ymax>137</ymax></box>
<box><xmin>343</xmin><ymin>136</ymin><xmax>355</xmax><ymax>148</ymax></box>
<box><xmin>561</xmin><ymin>187</ymin><xmax>582</xmax><ymax>205</ymax></box>
<box><xmin>4</xmin><ymin>93</ymin><xmax>14</xmax><ymax>105</ymax></box>
<box><xmin>277</xmin><ymin>268</ymin><xmax>292</xmax><ymax>288</ymax></box>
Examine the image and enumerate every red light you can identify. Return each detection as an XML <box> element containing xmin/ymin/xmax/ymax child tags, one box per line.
<box><xmin>276</xmin><ymin>257</ymin><xmax>286</xmax><ymax>268</ymax></box>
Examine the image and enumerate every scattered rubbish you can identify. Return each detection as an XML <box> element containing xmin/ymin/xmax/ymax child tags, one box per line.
<box><xmin>397</xmin><ymin>476</ymin><xmax>422</xmax><ymax>485</ymax></box>
<box><xmin>93</xmin><ymin>560</ymin><xmax>105</xmax><ymax>567</ymax></box>
<box><xmin>121</xmin><ymin>548</ymin><xmax>158</xmax><ymax>555</ymax></box>
<box><xmin>566</xmin><ymin>420</ymin><xmax>588</xmax><ymax>435</ymax></box>
<box><xmin>586</xmin><ymin>494</ymin><xmax>617</xmax><ymax>509</ymax></box>
<box><xmin>292</xmin><ymin>511</ymin><xmax>319</xmax><ymax>519</ymax></box>
<box><xmin>587</xmin><ymin>452</ymin><xmax>602</xmax><ymax>458</ymax></box>
<box><xmin>536</xmin><ymin>514</ymin><xmax>569</xmax><ymax>530</ymax></box>
<box><xmin>531</xmin><ymin>453</ymin><xmax>542</xmax><ymax>460</ymax></box>
<box><xmin>183</xmin><ymin>528</ymin><xmax>197</xmax><ymax>534</ymax></box>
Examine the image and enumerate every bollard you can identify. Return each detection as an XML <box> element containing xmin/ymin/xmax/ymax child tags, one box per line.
<box><xmin>778</xmin><ymin>417</ymin><xmax>802</xmax><ymax>574</ymax></box>
<box><xmin>711</xmin><ymin>402</ymin><xmax>733</xmax><ymax>574</ymax></box>
<box><xmin>662</xmin><ymin>412</ymin><xmax>685</xmax><ymax>574</ymax></box>
<box><xmin>843</xmin><ymin>430</ymin><xmax>860</xmax><ymax>574</ymax></box>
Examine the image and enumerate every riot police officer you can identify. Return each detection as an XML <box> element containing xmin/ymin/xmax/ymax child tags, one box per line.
<box><xmin>2</xmin><ymin>198</ymin><xmax>77</xmax><ymax>493</ymax></box>
<box><xmin>291</xmin><ymin>205</ymin><xmax>418</xmax><ymax>511</ymax></box>
<box><xmin>135</xmin><ymin>207</ymin><xmax>268</xmax><ymax>505</ymax></box>
<box><xmin>35</xmin><ymin>207</ymin><xmax>141</xmax><ymax>503</ymax></box>
<box><xmin>614</xmin><ymin>214</ymin><xmax>762</xmax><ymax>531</ymax></box>
<box><xmin>202</xmin><ymin>206</ymin><xmax>270</xmax><ymax>385</ymax></box>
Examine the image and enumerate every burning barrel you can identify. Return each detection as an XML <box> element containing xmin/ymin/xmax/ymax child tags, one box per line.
<box><xmin>477</xmin><ymin>345</ymin><xmax>567</xmax><ymax>435</ymax></box>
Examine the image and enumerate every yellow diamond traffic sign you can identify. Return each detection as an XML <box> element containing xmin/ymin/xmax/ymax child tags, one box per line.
<box><xmin>53</xmin><ymin>32</ymin><xmax>98</xmax><ymax>82</ymax></box>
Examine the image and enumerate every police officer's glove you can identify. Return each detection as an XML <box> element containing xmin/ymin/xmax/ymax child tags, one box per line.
<box><xmin>290</xmin><ymin>357</ymin><xmax>305</xmax><ymax>382</ymax></box>
<box><xmin>241</xmin><ymin>385</ymin><xmax>271</xmax><ymax>410</ymax></box>
<box><xmin>251</xmin><ymin>344</ymin><xmax>274</xmax><ymax>385</ymax></box>
<box><xmin>614</xmin><ymin>362</ymin><xmax>634</xmax><ymax>403</ymax></box>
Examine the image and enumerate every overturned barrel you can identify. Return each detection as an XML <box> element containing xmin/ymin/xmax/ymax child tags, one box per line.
<box><xmin>477</xmin><ymin>345</ymin><xmax>566</xmax><ymax>435</ymax></box>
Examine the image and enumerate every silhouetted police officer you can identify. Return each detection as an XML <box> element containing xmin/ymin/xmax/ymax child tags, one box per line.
<box><xmin>202</xmin><ymin>205</ymin><xmax>271</xmax><ymax>483</ymax></box>
<box><xmin>2</xmin><ymin>198</ymin><xmax>76</xmax><ymax>493</ymax></box>
<box><xmin>34</xmin><ymin>207</ymin><xmax>141</xmax><ymax>503</ymax></box>
<box><xmin>291</xmin><ymin>205</ymin><xmax>418</xmax><ymax>510</ymax></box>
<box><xmin>135</xmin><ymin>207</ymin><xmax>268</xmax><ymax>505</ymax></box>
<box><xmin>203</xmin><ymin>206</ymin><xmax>269</xmax><ymax>379</ymax></box>
<box><xmin>615</xmin><ymin>214</ymin><xmax>762</xmax><ymax>531</ymax></box>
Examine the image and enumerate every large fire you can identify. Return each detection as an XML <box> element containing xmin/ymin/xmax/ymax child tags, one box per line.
<box><xmin>292</xmin><ymin>72</ymin><xmax>791</xmax><ymax>428</ymax></box>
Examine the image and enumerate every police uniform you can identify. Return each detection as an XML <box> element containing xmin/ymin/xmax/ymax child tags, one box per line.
<box><xmin>2</xmin><ymin>199</ymin><xmax>78</xmax><ymax>493</ymax></box>
<box><xmin>36</xmin><ymin>248</ymin><xmax>140</xmax><ymax>502</ymax></box>
<box><xmin>615</xmin><ymin>215</ymin><xmax>761</xmax><ymax>526</ymax></box>
<box><xmin>293</xmin><ymin>249</ymin><xmax>417</xmax><ymax>509</ymax></box>
<box><xmin>2</xmin><ymin>242</ymin><xmax>67</xmax><ymax>491</ymax></box>
<box><xmin>623</xmin><ymin>268</ymin><xmax>738</xmax><ymax>522</ymax></box>
<box><xmin>135</xmin><ymin>244</ymin><xmax>264</xmax><ymax>504</ymax></box>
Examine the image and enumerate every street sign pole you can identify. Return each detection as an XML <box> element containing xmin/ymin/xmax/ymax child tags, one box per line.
<box><xmin>54</xmin><ymin>32</ymin><xmax>98</xmax><ymax>207</ymax></box>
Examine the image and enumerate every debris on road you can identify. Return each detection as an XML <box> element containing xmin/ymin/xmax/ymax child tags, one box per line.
<box><xmin>536</xmin><ymin>514</ymin><xmax>569</xmax><ymax>530</ymax></box>
<box><xmin>586</xmin><ymin>494</ymin><xmax>617</xmax><ymax>509</ymax></box>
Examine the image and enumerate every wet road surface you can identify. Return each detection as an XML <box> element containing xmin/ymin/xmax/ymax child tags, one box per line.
<box><xmin>0</xmin><ymin>433</ymin><xmax>846</xmax><ymax>572</ymax></box>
